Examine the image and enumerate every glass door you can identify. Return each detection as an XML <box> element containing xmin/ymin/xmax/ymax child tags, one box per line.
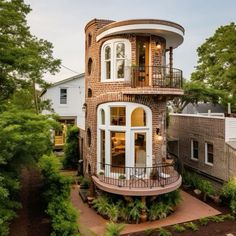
<box><xmin>136</xmin><ymin>37</ymin><xmax>149</xmax><ymax>87</ymax></box>
<box><xmin>134</xmin><ymin>132</ymin><xmax>147</xmax><ymax>167</ymax></box>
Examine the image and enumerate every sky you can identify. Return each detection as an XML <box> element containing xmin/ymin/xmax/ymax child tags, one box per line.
<box><xmin>25</xmin><ymin>0</ymin><xmax>236</xmax><ymax>83</ymax></box>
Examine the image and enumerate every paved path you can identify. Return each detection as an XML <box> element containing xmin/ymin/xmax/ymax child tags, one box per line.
<box><xmin>71</xmin><ymin>186</ymin><xmax>221</xmax><ymax>236</ymax></box>
<box><xmin>9</xmin><ymin>168</ymin><xmax>51</xmax><ymax>236</ymax></box>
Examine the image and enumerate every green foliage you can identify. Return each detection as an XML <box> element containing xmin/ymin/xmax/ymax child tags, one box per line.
<box><xmin>222</xmin><ymin>178</ymin><xmax>236</xmax><ymax>214</ymax></box>
<box><xmin>157</xmin><ymin>228</ymin><xmax>172</xmax><ymax>236</ymax></box>
<box><xmin>172</xmin><ymin>224</ymin><xmax>186</xmax><ymax>232</ymax></box>
<box><xmin>92</xmin><ymin>195</ymin><xmax>110</xmax><ymax>217</ymax></box>
<box><xmin>221</xmin><ymin>214</ymin><xmax>235</xmax><ymax>221</ymax></box>
<box><xmin>64</xmin><ymin>126</ymin><xmax>80</xmax><ymax>168</ymax></box>
<box><xmin>222</xmin><ymin>178</ymin><xmax>236</xmax><ymax>200</ymax></box>
<box><xmin>0</xmin><ymin>0</ymin><xmax>61</xmax><ymax>113</ymax></box>
<box><xmin>199</xmin><ymin>217</ymin><xmax>210</xmax><ymax>226</ymax></box>
<box><xmin>103</xmin><ymin>222</ymin><xmax>125</xmax><ymax>236</ymax></box>
<box><xmin>148</xmin><ymin>201</ymin><xmax>172</xmax><ymax>221</ymax></box>
<box><xmin>184</xmin><ymin>222</ymin><xmax>198</xmax><ymax>231</ymax></box>
<box><xmin>208</xmin><ymin>215</ymin><xmax>224</xmax><ymax>223</ymax></box>
<box><xmin>182</xmin><ymin>170</ymin><xmax>214</xmax><ymax>201</ymax></box>
<box><xmin>0</xmin><ymin>109</ymin><xmax>57</xmax><ymax>233</ymax></box>
<box><xmin>39</xmin><ymin>154</ymin><xmax>79</xmax><ymax>236</ymax></box>
<box><xmin>191</xmin><ymin>23</ymin><xmax>236</xmax><ymax>111</ymax></box>
<box><xmin>198</xmin><ymin>179</ymin><xmax>214</xmax><ymax>201</ymax></box>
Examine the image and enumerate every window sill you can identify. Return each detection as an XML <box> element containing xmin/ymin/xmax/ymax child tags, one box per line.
<box><xmin>205</xmin><ymin>162</ymin><xmax>213</xmax><ymax>167</ymax></box>
<box><xmin>190</xmin><ymin>158</ymin><xmax>199</xmax><ymax>162</ymax></box>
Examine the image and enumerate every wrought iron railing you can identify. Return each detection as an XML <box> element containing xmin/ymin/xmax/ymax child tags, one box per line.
<box><xmin>125</xmin><ymin>66</ymin><xmax>183</xmax><ymax>89</ymax></box>
<box><xmin>95</xmin><ymin>161</ymin><xmax>180</xmax><ymax>189</ymax></box>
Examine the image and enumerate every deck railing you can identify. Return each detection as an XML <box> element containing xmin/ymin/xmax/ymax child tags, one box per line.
<box><xmin>95</xmin><ymin>161</ymin><xmax>180</xmax><ymax>189</ymax></box>
<box><xmin>125</xmin><ymin>66</ymin><xmax>183</xmax><ymax>89</ymax></box>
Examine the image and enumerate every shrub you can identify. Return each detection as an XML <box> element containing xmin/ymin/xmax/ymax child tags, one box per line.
<box><xmin>64</xmin><ymin>126</ymin><xmax>79</xmax><ymax>169</ymax></box>
<box><xmin>172</xmin><ymin>224</ymin><xmax>186</xmax><ymax>232</ymax></box>
<box><xmin>199</xmin><ymin>217</ymin><xmax>210</xmax><ymax>226</ymax></box>
<box><xmin>127</xmin><ymin>198</ymin><xmax>145</xmax><ymax>223</ymax></box>
<box><xmin>198</xmin><ymin>179</ymin><xmax>214</xmax><ymax>201</ymax></box>
<box><xmin>39</xmin><ymin>154</ymin><xmax>80</xmax><ymax>236</ymax></box>
<box><xmin>92</xmin><ymin>195</ymin><xmax>110</xmax><ymax>217</ymax></box>
<box><xmin>149</xmin><ymin>202</ymin><xmax>172</xmax><ymax>221</ymax></box>
<box><xmin>104</xmin><ymin>222</ymin><xmax>125</xmax><ymax>236</ymax></box>
<box><xmin>222</xmin><ymin>178</ymin><xmax>236</xmax><ymax>214</ymax></box>
<box><xmin>209</xmin><ymin>215</ymin><xmax>224</xmax><ymax>223</ymax></box>
<box><xmin>157</xmin><ymin>228</ymin><xmax>172</xmax><ymax>236</ymax></box>
<box><xmin>184</xmin><ymin>222</ymin><xmax>198</xmax><ymax>231</ymax></box>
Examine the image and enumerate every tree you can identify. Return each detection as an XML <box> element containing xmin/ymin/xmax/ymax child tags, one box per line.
<box><xmin>0</xmin><ymin>0</ymin><xmax>61</xmax><ymax>112</ymax></box>
<box><xmin>172</xmin><ymin>80</ymin><xmax>225</xmax><ymax>112</ymax></box>
<box><xmin>191</xmin><ymin>22</ymin><xmax>236</xmax><ymax>111</ymax></box>
<box><xmin>0</xmin><ymin>109</ymin><xmax>59</xmax><ymax>234</ymax></box>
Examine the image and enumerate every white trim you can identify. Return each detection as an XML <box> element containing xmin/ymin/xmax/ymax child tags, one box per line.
<box><xmin>96</xmin><ymin>24</ymin><xmax>184</xmax><ymax>48</ymax></box>
<box><xmin>97</xmin><ymin>102</ymin><xmax>152</xmax><ymax>177</ymax></box>
<box><xmin>205</xmin><ymin>142</ymin><xmax>214</xmax><ymax>166</ymax></box>
<box><xmin>170</xmin><ymin>113</ymin><xmax>225</xmax><ymax>120</ymax></box>
<box><xmin>101</xmin><ymin>39</ymin><xmax>131</xmax><ymax>82</ymax></box>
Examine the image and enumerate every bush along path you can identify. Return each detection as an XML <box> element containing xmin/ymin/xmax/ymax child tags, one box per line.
<box><xmin>9</xmin><ymin>168</ymin><xmax>51</xmax><ymax>236</ymax></box>
<box><xmin>39</xmin><ymin>154</ymin><xmax>80</xmax><ymax>236</ymax></box>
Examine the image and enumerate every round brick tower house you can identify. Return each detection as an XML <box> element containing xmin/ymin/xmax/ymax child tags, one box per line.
<box><xmin>83</xmin><ymin>19</ymin><xmax>184</xmax><ymax>196</ymax></box>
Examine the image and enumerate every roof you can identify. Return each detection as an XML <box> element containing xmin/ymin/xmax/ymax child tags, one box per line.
<box><xmin>40</xmin><ymin>73</ymin><xmax>85</xmax><ymax>97</ymax></box>
<box><xmin>182</xmin><ymin>103</ymin><xmax>226</xmax><ymax>114</ymax></box>
<box><xmin>226</xmin><ymin>141</ymin><xmax>236</xmax><ymax>150</ymax></box>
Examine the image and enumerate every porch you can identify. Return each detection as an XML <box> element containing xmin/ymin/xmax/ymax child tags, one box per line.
<box><xmin>92</xmin><ymin>161</ymin><xmax>182</xmax><ymax>196</ymax></box>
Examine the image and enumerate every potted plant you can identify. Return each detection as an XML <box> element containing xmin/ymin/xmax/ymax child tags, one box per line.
<box><xmin>118</xmin><ymin>174</ymin><xmax>126</xmax><ymax>187</ymax></box>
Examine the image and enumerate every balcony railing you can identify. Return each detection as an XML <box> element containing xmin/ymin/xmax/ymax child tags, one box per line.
<box><xmin>95</xmin><ymin>161</ymin><xmax>180</xmax><ymax>189</ymax></box>
<box><xmin>125</xmin><ymin>66</ymin><xmax>183</xmax><ymax>89</ymax></box>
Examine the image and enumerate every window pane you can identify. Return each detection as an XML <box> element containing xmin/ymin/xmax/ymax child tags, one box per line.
<box><xmin>60</xmin><ymin>88</ymin><xmax>67</xmax><ymax>104</ymax></box>
<box><xmin>131</xmin><ymin>108</ymin><xmax>146</xmax><ymax>126</ymax></box>
<box><xmin>208</xmin><ymin>153</ymin><xmax>214</xmax><ymax>164</ymax></box>
<box><xmin>106</xmin><ymin>61</ymin><xmax>111</xmax><ymax>79</ymax></box>
<box><xmin>105</xmin><ymin>46</ymin><xmax>111</xmax><ymax>60</ymax></box>
<box><xmin>208</xmin><ymin>143</ymin><xmax>213</xmax><ymax>153</ymax></box>
<box><xmin>101</xmin><ymin>109</ymin><xmax>105</xmax><ymax>125</ymax></box>
<box><xmin>110</xmin><ymin>107</ymin><xmax>126</xmax><ymax>126</ymax></box>
<box><xmin>116</xmin><ymin>43</ymin><xmax>125</xmax><ymax>58</ymax></box>
<box><xmin>193</xmin><ymin>141</ymin><xmax>198</xmax><ymax>159</ymax></box>
<box><xmin>100</xmin><ymin>130</ymin><xmax>105</xmax><ymax>170</ymax></box>
<box><xmin>116</xmin><ymin>60</ymin><xmax>124</xmax><ymax>78</ymax></box>
<box><xmin>111</xmin><ymin>131</ymin><xmax>125</xmax><ymax>173</ymax></box>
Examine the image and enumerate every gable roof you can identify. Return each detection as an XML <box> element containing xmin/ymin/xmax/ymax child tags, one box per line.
<box><xmin>40</xmin><ymin>73</ymin><xmax>85</xmax><ymax>97</ymax></box>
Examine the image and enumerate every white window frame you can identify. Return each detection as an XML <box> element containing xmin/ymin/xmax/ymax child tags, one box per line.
<box><xmin>101</xmin><ymin>39</ymin><xmax>131</xmax><ymax>82</ymax></box>
<box><xmin>60</xmin><ymin>88</ymin><xmax>67</xmax><ymax>105</ymax></box>
<box><xmin>191</xmin><ymin>139</ymin><xmax>199</xmax><ymax>161</ymax></box>
<box><xmin>205</xmin><ymin>142</ymin><xmax>214</xmax><ymax>166</ymax></box>
<box><xmin>97</xmin><ymin>102</ymin><xmax>152</xmax><ymax>178</ymax></box>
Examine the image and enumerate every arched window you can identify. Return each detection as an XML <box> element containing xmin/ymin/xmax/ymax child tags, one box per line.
<box><xmin>105</xmin><ymin>46</ymin><xmax>111</xmax><ymax>79</ymax></box>
<box><xmin>87</xmin><ymin>128</ymin><xmax>91</xmax><ymax>147</ymax></box>
<box><xmin>131</xmin><ymin>108</ymin><xmax>146</xmax><ymax>127</ymax></box>
<box><xmin>88</xmin><ymin>88</ymin><xmax>92</xmax><ymax>98</ymax></box>
<box><xmin>88</xmin><ymin>58</ymin><xmax>93</xmax><ymax>75</ymax></box>
<box><xmin>101</xmin><ymin>39</ymin><xmax>131</xmax><ymax>81</ymax></box>
<box><xmin>101</xmin><ymin>109</ymin><xmax>105</xmax><ymax>125</ymax></box>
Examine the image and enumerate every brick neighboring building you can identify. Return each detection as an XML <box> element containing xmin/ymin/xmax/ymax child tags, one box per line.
<box><xmin>83</xmin><ymin>18</ymin><xmax>185</xmax><ymax>197</ymax></box>
<box><xmin>168</xmin><ymin>113</ymin><xmax>236</xmax><ymax>186</ymax></box>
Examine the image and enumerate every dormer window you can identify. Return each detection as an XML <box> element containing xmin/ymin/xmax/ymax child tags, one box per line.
<box><xmin>101</xmin><ymin>39</ymin><xmax>131</xmax><ymax>82</ymax></box>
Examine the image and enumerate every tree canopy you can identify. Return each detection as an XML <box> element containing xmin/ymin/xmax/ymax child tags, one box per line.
<box><xmin>191</xmin><ymin>22</ymin><xmax>236</xmax><ymax>110</ymax></box>
<box><xmin>0</xmin><ymin>0</ymin><xmax>61</xmax><ymax>112</ymax></box>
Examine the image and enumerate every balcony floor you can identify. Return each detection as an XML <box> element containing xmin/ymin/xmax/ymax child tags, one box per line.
<box><xmin>92</xmin><ymin>175</ymin><xmax>182</xmax><ymax>196</ymax></box>
<box><xmin>122</xmin><ymin>87</ymin><xmax>183</xmax><ymax>96</ymax></box>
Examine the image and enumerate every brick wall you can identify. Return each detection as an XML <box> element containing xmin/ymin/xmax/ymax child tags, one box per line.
<box><xmin>168</xmin><ymin>114</ymin><xmax>229</xmax><ymax>181</ymax></box>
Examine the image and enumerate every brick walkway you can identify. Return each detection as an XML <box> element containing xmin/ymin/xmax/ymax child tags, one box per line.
<box><xmin>70</xmin><ymin>186</ymin><xmax>221</xmax><ymax>236</ymax></box>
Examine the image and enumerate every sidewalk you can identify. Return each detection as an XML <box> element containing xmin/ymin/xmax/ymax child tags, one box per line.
<box><xmin>70</xmin><ymin>186</ymin><xmax>221</xmax><ymax>236</ymax></box>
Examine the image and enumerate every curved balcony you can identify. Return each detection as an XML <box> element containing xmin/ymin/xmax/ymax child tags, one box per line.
<box><xmin>122</xmin><ymin>66</ymin><xmax>183</xmax><ymax>96</ymax></box>
<box><xmin>92</xmin><ymin>161</ymin><xmax>182</xmax><ymax>196</ymax></box>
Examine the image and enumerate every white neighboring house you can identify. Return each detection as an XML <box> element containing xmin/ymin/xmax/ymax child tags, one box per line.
<box><xmin>40</xmin><ymin>73</ymin><xmax>85</xmax><ymax>148</ymax></box>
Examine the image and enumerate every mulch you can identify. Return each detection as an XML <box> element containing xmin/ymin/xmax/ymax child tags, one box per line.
<box><xmin>9</xmin><ymin>168</ymin><xmax>51</xmax><ymax>236</ymax></box>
